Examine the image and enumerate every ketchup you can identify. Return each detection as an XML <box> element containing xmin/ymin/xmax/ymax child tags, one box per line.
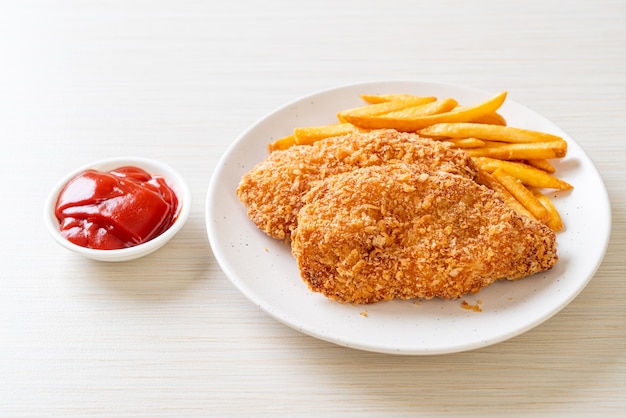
<box><xmin>55</xmin><ymin>166</ymin><xmax>179</xmax><ymax>250</ymax></box>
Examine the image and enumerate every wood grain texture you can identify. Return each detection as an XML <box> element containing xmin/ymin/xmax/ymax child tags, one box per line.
<box><xmin>1</xmin><ymin>0</ymin><xmax>624</xmax><ymax>416</ymax></box>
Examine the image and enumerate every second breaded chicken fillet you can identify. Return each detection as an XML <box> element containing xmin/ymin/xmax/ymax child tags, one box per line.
<box><xmin>237</xmin><ymin>129</ymin><xmax>477</xmax><ymax>240</ymax></box>
<box><xmin>291</xmin><ymin>163</ymin><xmax>558</xmax><ymax>304</ymax></box>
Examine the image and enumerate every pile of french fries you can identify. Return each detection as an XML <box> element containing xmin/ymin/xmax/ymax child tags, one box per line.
<box><xmin>268</xmin><ymin>91</ymin><xmax>572</xmax><ymax>232</ymax></box>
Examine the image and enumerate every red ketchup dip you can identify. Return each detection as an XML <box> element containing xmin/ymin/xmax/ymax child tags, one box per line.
<box><xmin>54</xmin><ymin>166</ymin><xmax>179</xmax><ymax>250</ymax></box>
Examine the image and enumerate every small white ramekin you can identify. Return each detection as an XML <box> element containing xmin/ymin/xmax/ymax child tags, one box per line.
<box><xmin>44</xmin><ymin>156</ymin><xmax>191</xmax><ymax>262</ymax></box>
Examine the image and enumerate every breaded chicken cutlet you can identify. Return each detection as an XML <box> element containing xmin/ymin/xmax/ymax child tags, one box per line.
<box><xmin>237</xmin><ymin>129</ymin><xmax>476</xmax><ymax>240</ymax></box>
<box><xmin>291</xmin><ymin>163</ymin><xmax>558</xmax><ymax>304</ymax></box>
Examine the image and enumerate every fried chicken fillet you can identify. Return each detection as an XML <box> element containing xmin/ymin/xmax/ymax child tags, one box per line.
<box><xmin>291</xmin><ymin>163</ymin><xmax>558</xmax><ymax>304</ymax></box>
<box><xmin>236</xmin><ymin>129</ymin><xmax>476</xmax><ymax>240</ymax></box>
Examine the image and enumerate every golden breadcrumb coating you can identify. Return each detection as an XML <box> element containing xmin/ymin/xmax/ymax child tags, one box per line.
<box><xmin>291</xmin><ymin>163</ymin><xmax>557</xmax><ymax>304</ymax></box>
<box><xmin>237</xmin><ymin>129</ymin><xmax>476</xmax><ymax>240</ymax></box>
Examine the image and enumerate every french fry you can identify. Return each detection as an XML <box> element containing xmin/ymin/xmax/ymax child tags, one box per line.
<box><xmin>337</xmin><ymin>96</ymin><xmax>437</xmax><ymax>121</ymax></box>
<box><xmin>360</xmin><ymin>93</ymin><xmax>425</xmax><ymax>104</ymax></box>
<box><xmin>472</xmin><ymin>112</ymin><xmax>507</xmax><ymax>126</ymax></box>
<box><xmin>474</xmin><ymin>157</ymin><xmax>572</xmax><ymax>190</ymax></box>
<box><xmin>465</xmin><ymin>140</ymin><xmax>567</xmax><ymax>160</ymax></box>
<box><xmin>417</xmin><ymin>122</ymin><xmax>563</xmax><ymax>143</ymax></box>
<box><xmin>532</xmin><ymin>189</ymin><xmax>564</xmax><ymax>232</ymax></box>
<box><xmin>444</xmin><ymin>138</ymin><xmax>486</xmax><ymax>148</ymax></box>
<box><xmin>476</xmin><ymin>170</ymin><xmax>535</xmax><ymax>220</ymax></box>
<box><xmin>268</xmin><ymin>135</ymin><xmax>297</xmax><ymax>152</ymax></box>
<box><xmin>342</xmin><ymin>91</ymin><xmax>508</xmax><ymax>132</ymax></box>
<box><xmin>524</xmin><ymin>158</ymin><xmax>556</xmax><ymax>173</ymax></box>
<box><xmin>381</xmin><ymin>98</ymin><xmax>458</xmax><ymax>118</ymax></box>
<box><xmin>492</xmin><ymin>168</ymin><xmax>549</xmax><ymax>223</ymax></box>
<box><xmin>294</xmin><ymin>123</ymin><xmax>359</xmax><ymax>145</ymax></box>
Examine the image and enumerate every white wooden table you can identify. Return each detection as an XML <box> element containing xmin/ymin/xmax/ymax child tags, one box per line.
<box><xmin>1</xmin><ymin>0</ymin><xmax>624</xmax><ymax>416</ymax></box>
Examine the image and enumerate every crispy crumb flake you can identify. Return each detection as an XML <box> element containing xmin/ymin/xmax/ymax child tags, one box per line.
<box><xmin>461</xmin><ymin>300</ymin><xmax>483</xmax><ymax>312</ymax></box>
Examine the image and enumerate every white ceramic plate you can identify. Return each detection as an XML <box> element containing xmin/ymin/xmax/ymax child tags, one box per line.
<box><xmin>206</xmin><ymin>81</ymin><xmax>611</xmax><ymax>355</ymax></box>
